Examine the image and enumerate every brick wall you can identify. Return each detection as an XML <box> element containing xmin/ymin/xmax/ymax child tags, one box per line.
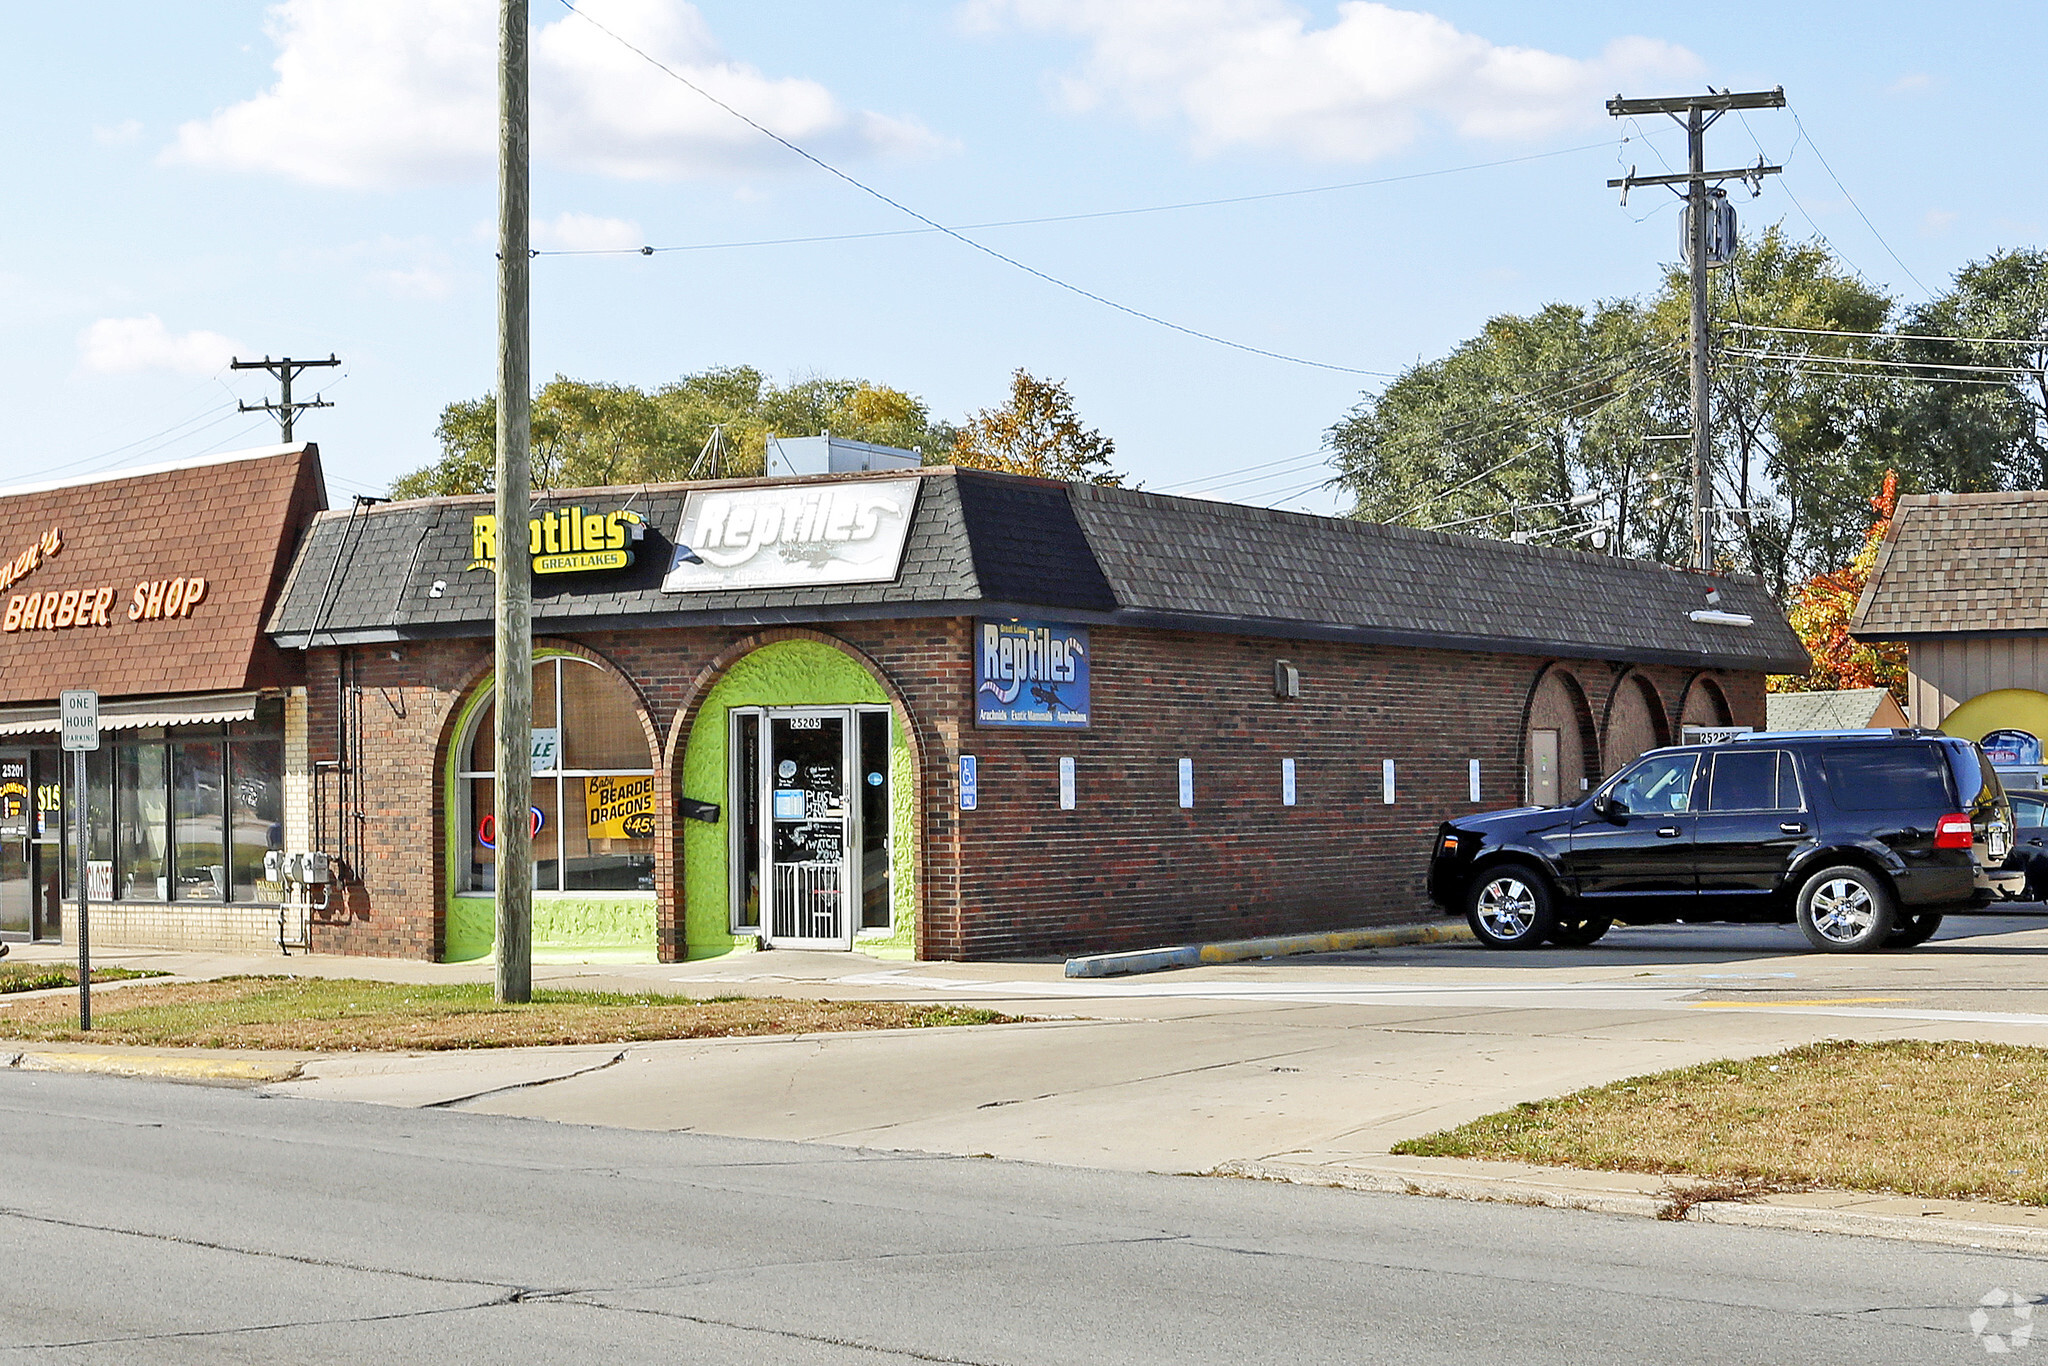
<box><xmin>300</xmin><ymin>620</ymin><xmax>1762</xmax><ymax>963</ymax></box>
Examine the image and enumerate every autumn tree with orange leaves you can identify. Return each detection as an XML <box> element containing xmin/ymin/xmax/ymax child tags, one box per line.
<box><xmin>1768</xmin><ymin>471</ymin><xmax>1907</xmax><ymax>700</ymax></box>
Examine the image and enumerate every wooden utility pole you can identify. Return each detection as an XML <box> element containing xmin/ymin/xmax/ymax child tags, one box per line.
<box><xmin>230</xmin><ymin>354</ymin><xmax>338</xmax><ymax>442</ymax></box>
<box><xmin>1607</xmin><ymin>88</ymin><xmax>1785</xmax><ymax>573</ymax></box>
<box><xmin>494</xmin><ymin>0</ymin><xmax>533</xmax><ymax>1004</ymax></box>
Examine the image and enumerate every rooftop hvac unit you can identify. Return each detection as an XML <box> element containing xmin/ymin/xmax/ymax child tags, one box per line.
<box><xmin>764</xmin><ymin>435</ymin><xmax>921</xmax><ymax>479</ymax></box>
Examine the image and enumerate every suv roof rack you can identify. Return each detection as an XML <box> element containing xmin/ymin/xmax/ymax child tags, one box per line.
<box><xmin>1727</xmin><ymin>727</ymin><xmax>1947</xmax><ymax>743</ymax></box>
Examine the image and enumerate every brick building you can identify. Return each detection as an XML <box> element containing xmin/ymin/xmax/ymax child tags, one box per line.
<box><xmin>0</xmin><ymin>445</ymin><xmax>324</xmax><ymax>950</ymax></box>
<box><xmin>258</xmin><ymin>464</ymin><xmax>1806</xmax><ymax>964</ymax></box>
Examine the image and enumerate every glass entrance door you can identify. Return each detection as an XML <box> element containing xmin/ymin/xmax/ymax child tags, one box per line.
<box><xmin>0</xmin><ymin>752</ymin><xmax>30</xmax><ymax>941</ymax></box>
<box><xmin>765</xmin><ymin>711</ymin><xmax>852</xmax><ymax>949</ymax></box>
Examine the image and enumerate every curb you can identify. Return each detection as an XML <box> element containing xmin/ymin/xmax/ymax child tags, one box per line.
<box><xmin>6</xmin><ymin>1049</ymin><xmax>304</xmax><ymax>1085</ymax></box>
<box><xmin>1065</xmin><ymin>921</ymin><xmax>1472</xmax><ymax>978</ymax></box>
<box><xmin>1214</xmin><ymin>1159</ymin><xmax>2048</xmax><ymax>1255</ymax></box>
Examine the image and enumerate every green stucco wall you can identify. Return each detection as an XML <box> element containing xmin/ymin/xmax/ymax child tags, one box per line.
<box><xmin>681</xmin><ymin>639</ymin><xmax>917</xmax><ymax>960</ymax></box>
<box><xmin>441</xmin><ymin>650</ymin><xmax>658</xmax><ymax>964</ymax></box>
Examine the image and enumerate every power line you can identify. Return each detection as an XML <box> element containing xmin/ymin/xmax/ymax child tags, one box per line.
<box><xmin>552</xmin><ymin>0</ymin><xmax>1396</xmax><ymax>379</ymax></box>
<box><xmin>1727</xmin><ymin>355</ymin><xmax>2025</xmax><ymax>389</ymax></box>
<box><xmin>536</xmin><ymin>140</ymin><xmax>1621</xmax><ymax>258</ymax></box>
<box><xmin>1722</xmin><ymin>346</ymin><xmax>2042</xmax><ymax>377</ymax></box>
<box><xmin>1788</xmin><ymin>108</ymin><xmax>1935</xmax><ymax>300</ymax></box>
<box><xmin>1728</xmin><ymin>321</ymin><xmax>2048</xmax><ymax>348</ymax></box>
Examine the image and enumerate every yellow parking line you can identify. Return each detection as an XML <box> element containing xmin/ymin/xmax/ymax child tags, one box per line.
<box><xmin>1688</xmin><ymin>998</ymin><xmax>1906</xmax><ymax>1009</ymax></box>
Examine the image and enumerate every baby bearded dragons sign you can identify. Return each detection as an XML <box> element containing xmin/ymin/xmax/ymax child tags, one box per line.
<box><xmin>661</xmin><ymin>479</ymin><xmax>919</xmax><ymax>593</ymax></box>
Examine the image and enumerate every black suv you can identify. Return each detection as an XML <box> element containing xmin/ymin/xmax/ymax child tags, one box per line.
<box><xmin>1428</xmin><ymin>729</ymin><xmax>2020</xmax><ymax>953</ymax></box>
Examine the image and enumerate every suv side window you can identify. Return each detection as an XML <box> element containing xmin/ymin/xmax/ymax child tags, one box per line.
<box><xmin>2014</xmin><ymin>794</ymin><xmax>2047</xmax><ymax>831</ymax></box>
<box><xmin>1606</xmin><ymin>753</ymin><xmax>1699</xmax><ymax>815</ymax></box>
<box><xmin>1819</xmin><ymin>744</ymin><xmax>1956</xmax><ymax>812</ymax></box>
<box><xmin>1708</xmin><ymin>749</ymin><xmax>1801</xmax><ymax>812</ymax></box>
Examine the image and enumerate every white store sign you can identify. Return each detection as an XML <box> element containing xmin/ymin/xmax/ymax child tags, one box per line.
<box><xmin>662</xmin><ymin>479</ymin><xmax>920</xmax><ymax>593</ymax></box>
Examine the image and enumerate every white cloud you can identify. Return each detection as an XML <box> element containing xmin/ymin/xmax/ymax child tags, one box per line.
<box><xmin>93</xmin><ymin>119</ymin><xmax>144</xmax><ymax>146</ymax></box>
<box><xmin>1921</xmin><ymin>208</ymin><xmax>1959</xmax><ymax>237</ymax></box>
<box><xmin>535</xmin><ymin>212</ymin><xmax>644</xmax><ymax>252</ymax></box>
<box><xmin>972</xmin><ymin>0</ymin><xmax>1700</xmax><ymax>161</ymax></box>
<box><xmin>78</xmin><ymin>315</ymin><xmax>241</xmax><ymax>376</ymax></box>
<box><xmin>162</xmin><ymin>0</ymin><xmax>941</xmax><ymax>189</ymax></box>
<box><xmin>1886</xmin><ymin>72</ymin><xmax>1934</xmax><ymax>96</ymax></box>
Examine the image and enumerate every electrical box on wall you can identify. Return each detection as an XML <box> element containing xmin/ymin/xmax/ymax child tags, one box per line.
<box><xmin>1274</xmin><ymin>660</ymin><xmax>1300</xmax><ymax>699</ymax></box>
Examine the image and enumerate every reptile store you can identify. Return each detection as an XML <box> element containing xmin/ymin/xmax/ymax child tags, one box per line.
<box><xmin>265</xmin><ymin>441</ymin><xmax>1803</xmax><ymax>965</ymax></box>
<box><xmin>0</xmin><ymin>445</ymin><xmax>327</xmax><ymax>952</ymax></box>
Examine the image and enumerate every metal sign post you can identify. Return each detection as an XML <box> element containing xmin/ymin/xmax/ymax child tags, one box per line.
<box><xmin>60</xmin><ymin>689</ymin><xmax>98</xmax><ymax>1030</ymax></box>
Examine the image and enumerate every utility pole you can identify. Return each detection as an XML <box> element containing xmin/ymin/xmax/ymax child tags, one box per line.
<box><xmin>1607</xmin><ymin>88</ymin><xmax>1785</xmax><ymax>573</ymax></box>
<box><xmin>230</xmin><ymin>354</ymin><xmax>339</xmax><ymax>442</ymax></box>
<box><xmin>494</xmin><ymin>0</ymin><xmax>534</xmax><ymax>1004</ymax></box>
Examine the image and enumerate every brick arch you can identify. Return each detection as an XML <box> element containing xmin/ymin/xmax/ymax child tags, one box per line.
<box><xmin>431</xmin><ymin>637</ymin><xmax>666</xmax><ymax>957</ymax></box>
<box><xmin>1518</xmin><ymin>663</ymin><xmax>1601</xmax><ymax>803</ymax></box>
<box><xmin>1599</xmin><ymin>668</ymin><xmax>1673</xmax><ymax>770</ymax></box>
<box><xmin>1677</xmin><ymin>672</ymin><xmax>1733</xmax><ymax>731</ymax></box>
<box><xmin>661</xmin><ymin>627</ymin><xmax>932</xmax><ymax>963</ymax></box>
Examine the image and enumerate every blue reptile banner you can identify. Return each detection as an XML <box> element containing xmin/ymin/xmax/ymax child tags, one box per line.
<box><xmin>975</xmin><ymin>619</ymin><xmax>1089</xmax><ymax>728</ymax></box>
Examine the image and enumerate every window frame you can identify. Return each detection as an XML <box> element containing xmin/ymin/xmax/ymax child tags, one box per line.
<box><xmin>456</xmin><ymin>655</ymin><xmax>657</xmax><ymax>896</ymax></box>
<box><xmin>1705</xmin><ymin>748</ymin><xmax>1805</xmax><ymax>814</ymax></box>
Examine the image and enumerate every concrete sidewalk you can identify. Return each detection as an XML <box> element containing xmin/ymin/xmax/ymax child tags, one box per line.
<box><xmin>12</xmin><ymin>920</ymin><xmax>2048</xmax><ymax>1253</ymax></box>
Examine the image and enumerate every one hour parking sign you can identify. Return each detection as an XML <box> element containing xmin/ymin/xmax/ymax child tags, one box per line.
<box><xmin>60</xmin><ymin>689</ymin><xmax>99</xmax><ymax>752</ymax></box>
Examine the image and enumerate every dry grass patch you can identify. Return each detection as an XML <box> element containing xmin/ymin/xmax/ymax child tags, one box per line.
<box><xmin>0</xmin><ymin>976</ymin><xmax>1013</xmax><ymax>1051</ymax></box>
<box><xmin>0</xmin><ymin>964</ymin><xmax>166</xmax><ymax>994</ymax></box>
<box><xmin>1393</xmin><ymin>1039</ymin><xmax>2048</xmax><ymax>1207</ymax></box>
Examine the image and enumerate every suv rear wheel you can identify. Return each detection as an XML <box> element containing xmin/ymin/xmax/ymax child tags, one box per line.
<box><xmin>1466</xmin><ymin>866</ymin><xmax>1556</xmax><ymax>949</ymax></box>
<box><xmin>1796</xmin><ymin>865</ymin><xmax>1896</xmax><ymax>953</ymax></box>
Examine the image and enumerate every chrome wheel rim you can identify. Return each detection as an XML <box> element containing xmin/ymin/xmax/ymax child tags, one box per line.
<box><xmin>1810</xmin><ymin>877</ymin><xmax>1875</xmax><ymax>943</ymax></box>
<box><xmin>1475</xmin><ymin>876</ymin><xmax>1538</xmax><ymax>940</ymax></box>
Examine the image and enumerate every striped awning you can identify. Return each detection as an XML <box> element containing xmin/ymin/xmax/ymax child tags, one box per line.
<box><xmin>0</xmin><ymin>691</ymin><xmax>263</xmax><ymax>737</ymax></box>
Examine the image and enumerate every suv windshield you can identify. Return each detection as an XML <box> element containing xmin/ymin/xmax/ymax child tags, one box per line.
<box><xmin>1605</xmin><ymin>753</ymin><xmax>1698</xmax><ymax>815</ymax></box>
<box><xmin>1819</xmin><ymin>744</ymin><xmax>1955</xmax><ymax>812</ymax></box>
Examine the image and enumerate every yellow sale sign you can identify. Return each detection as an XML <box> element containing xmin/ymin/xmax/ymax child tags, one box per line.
<box><xmin>585</xmin><ymin>774</ymin><xmax>656</xmax><ymax>840</ymax></box>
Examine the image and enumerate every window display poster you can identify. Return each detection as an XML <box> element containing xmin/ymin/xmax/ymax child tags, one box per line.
<box><xmin>585</xmin><ymin>774</ymin><xmax>657</xmax><ymax>840</ymax></box>
<box><xmin>1982</xmin><ymin>729</ymin><xmax>2042</xmax><ymax>766</ymax></box>
<box><xmin>976</xmin><ymin>619</ymin><xmax>1089</xmax><ymax>727</ymax></box>
<box><xmin>0</xmin><ymin>757</ymin><xmax>25</xmax><ymax>838</ymax></box>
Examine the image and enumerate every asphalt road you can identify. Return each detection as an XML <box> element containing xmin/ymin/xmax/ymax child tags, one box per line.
<box><xmin>1</xmin><ymin>1071</ymin><xmax>2043</xmax><ymax>1364</ymax></box>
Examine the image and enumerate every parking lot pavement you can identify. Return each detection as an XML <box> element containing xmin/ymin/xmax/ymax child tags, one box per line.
<box><xmin>227</xmin><ymin>914</ymin><xmax>2048</xmax><ymax>1178</ymax></box>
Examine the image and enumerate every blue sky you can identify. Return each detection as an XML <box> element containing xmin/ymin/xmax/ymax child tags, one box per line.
<box><xmin>4</xmin><ymin>1</ymin><xmax>2042</xmax><ymax>510</ymax></box>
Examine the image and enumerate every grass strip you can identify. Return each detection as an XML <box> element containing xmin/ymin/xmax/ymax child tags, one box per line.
<box><xmin>1392</xmin><ymin>1039</ymin><xmax>2048</xmax><ymax>1207</ymax></box>
<box><xmin>0</xmin><ymin>975</ymin><xmax>1013</xmax><ymax>1051</ymax></box>
<box><xmin>0</xmin><ymin>964</ymin><xmax>167</xmax><ymax>994</ymax></box>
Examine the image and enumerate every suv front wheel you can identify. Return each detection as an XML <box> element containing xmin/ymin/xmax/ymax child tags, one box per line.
<box><xmin>1796</xmin><ymin>865</ymin><xmax>1896</xmax><ymax>953</ymax></box>
<box><xmin>1466</xmin><ymin>866</ymin><xmax>1557</xmax><ymax>949</ymax></box>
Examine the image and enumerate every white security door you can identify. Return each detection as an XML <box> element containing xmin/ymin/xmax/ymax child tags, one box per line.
<box><xmin>762</xmin><ymin>710</ymin><xmax>855</xmax><ymax>949</ymax></box>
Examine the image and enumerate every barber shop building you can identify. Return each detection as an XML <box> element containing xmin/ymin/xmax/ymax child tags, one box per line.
<box><xmin>2</xmin><ymin>441</ymin><xmax>1804</xmax><ymax>962</ymax></box>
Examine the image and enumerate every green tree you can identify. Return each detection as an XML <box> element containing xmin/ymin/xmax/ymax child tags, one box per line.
<box><xmin>391</xmin><ymin>368</ymin><xmax>957</xmax><ymax>498</ymax></box>
<box><xmin>949</xmin><ymin>369</ymin><xmax>1122</xmax><ymax>484</ymax></box>
<box><xmin>1328</xmin><ymin>299</ymin><xmax>1688</xmax><ymax>561</ymax></box>
<box><xmin>1330</xmin><ymin>225</ymin><xmax>2007</xmax><ymax>601</ymax></box>
<box><xmin>1898</xmin><ymin>247</ymin><xmax>2048</xmax><ymax>491</ymax></box>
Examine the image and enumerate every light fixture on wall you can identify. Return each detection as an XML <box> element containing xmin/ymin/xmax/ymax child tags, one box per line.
<box><xmin>1274</xmin><ymin>659</ymin><xmax>1300</xmax><ymax>699</ymax></box>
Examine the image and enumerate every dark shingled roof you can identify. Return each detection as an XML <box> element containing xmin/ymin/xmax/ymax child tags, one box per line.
<box><xmin>1854</xmin><ymin>490</ymin><xmax>2048</xmax><ymax>638</ymax></box>
<box><xmin>267</xmin><ymin>466</ymin><xmax>1806</xmax><ymax>671</ymax></box>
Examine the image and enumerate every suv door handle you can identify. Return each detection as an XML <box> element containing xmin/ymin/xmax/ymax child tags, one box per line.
<box><xmin>1780</xmin><ymin>822</ymin><xmax>1807</xmax><ymax>835</ymax></box>
<box><xmin>1656</xmin><ymin>826</ymin><xmax>1682</xmax><ymax>838</ymax></box>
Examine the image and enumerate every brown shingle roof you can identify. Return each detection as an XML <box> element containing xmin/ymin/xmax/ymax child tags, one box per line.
<box><xmin>1853</xmin><ymin>490</ymin><xmax>2048</xmax><ymax>638</ymax></box>
<box><xmin>0</xmin><ymin>446</ymin><xmax>326</xmax><ymax>704</ymax></box>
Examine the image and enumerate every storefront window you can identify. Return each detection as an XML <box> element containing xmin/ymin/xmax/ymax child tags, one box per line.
<box><xmin>229</xmin><ymin>740</ymin><xmax>283</xmax><ymax>900</ymax></box>
<box><xmin>459</xmin><ymin>657</ymin><xmax>655</xmax><ymax>894</ymax></box>
<box><xmin>61</xmin><ymin>714</ymin><xmax>285</xmax><ymax>906</ymax></box>
<box><xmin>172</xmin><ymin>741</ymin><xmax>227</xmax><ymax>901</ymax></box>
<box><xmin>116</xmin><ymin>742</ymin><xmax>169</xmax><ymax>901</ymax></box>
